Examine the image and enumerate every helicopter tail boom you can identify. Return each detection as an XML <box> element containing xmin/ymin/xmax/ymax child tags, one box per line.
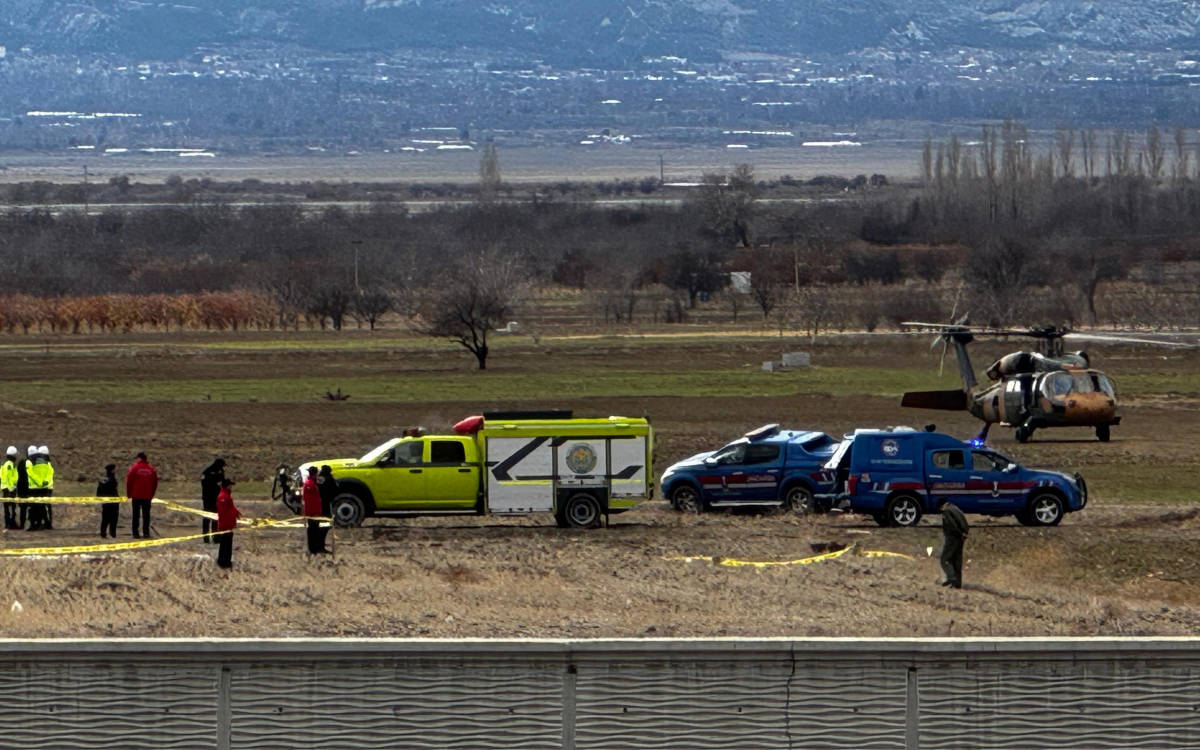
<box><xmin>900</xmin><ymin>388</ymin><xmax>970</xmax><ymax>411</ymax></box>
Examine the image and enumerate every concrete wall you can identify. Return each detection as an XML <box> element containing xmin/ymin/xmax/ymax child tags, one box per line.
<box><xmin>2</xmin><ymin>638</ymin><xmax>1198</xmax><ymax>749</ymax></box>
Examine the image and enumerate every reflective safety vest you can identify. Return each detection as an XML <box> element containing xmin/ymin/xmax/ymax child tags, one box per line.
<box><xmin>27</xmin><ymin>461</ymin><xmax>53</xmax><ymax>491</ymax></box>
<box><xmin>0</xmin><ymin>460</ymin><xmax>16</xmax><ymax>492</ymax></box>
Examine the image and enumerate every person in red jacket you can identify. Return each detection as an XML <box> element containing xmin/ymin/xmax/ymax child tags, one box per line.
<box><xmin>125</xmin><ymin>452</ymin><xmax>159</xmax><ymax>539</ymax></box>
<box><xmin>302</xmin><ymin>466</ymin><xmax>330</xmax><ymax>554</ymax></box>
<box><xmin>215</xmin><ymin>477</ymin><xmax>241</xmax><ymax>569</ymax></box>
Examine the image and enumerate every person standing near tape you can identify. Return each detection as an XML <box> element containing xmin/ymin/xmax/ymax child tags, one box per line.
<box><xmin>126</xmin><ymin>452</ymin><xmax>159</xmax><ymax>539</ymax></box>
<box><xmin>215</xmin><ymin>477</ymin><xmax>241</xmax><ymax>569</ymax></box>
<box><xmin>200</xmin><ymin>458</ymin><xmax>226</xmax><ymax>544</ymax></box>
<box><xmin>302</xmin><ymin>466</ymin><xmax>326</xmax><ymax>555</ymax></box>
<box><xmin>98</xmin><ymin>463</ymin><xmax>120</xmax><ymax>538</ymax></box>
<box><xmin>317</xmin><ymin>464</ymin><xmax>337</xmax><ymax>552</ymax></box>
<box><xmin>1</xmin><ymin>446</ymin><xmax>18</xmax><ymax>530</ymax></box>
<box><xmin>15</xmin><ymin>445</ymin><xmax>32</xmax><ymax>530</ymax></box>
<box><xmin>26</xmin><ymin>445</ymin><xmax>53</xmax><ymax>531</ymax></box>
<box><xmin>938</xmin><ymin>500</ymin><xmax>969</xmax><ymax>589</ymax></box>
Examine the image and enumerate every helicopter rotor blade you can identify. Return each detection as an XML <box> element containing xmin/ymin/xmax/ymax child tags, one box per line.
<box><xmin>938</xmin><ymin>338</ymin><xmax>948</xmax><ymax>377</ymax></box>
<box><xmin>1062</xmin><ymin>332</ymin><xmax>1194</xmax><ymax>347</ymax></box>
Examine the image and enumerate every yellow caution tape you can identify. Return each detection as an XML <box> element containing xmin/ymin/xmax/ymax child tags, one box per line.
<box><xmin>0</xmin><ymin>515</ymin><xmax>333</xmax><ymax>556</ymax></box>
<box><xmin>665</xmin><ymin>544</ymin><xmax>913</xmax><ymax>568</ymax></box>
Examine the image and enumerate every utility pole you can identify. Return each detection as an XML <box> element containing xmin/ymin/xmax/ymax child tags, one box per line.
<box><xmin>351</xmin><ymin>239</ymin><xmax>363</xmax><ymax>292</ymax></box>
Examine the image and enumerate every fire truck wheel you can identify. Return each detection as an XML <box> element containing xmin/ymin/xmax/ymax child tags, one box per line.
<box><xmin>782</xmin><ymin>485</ymin><xmax>815</xmax><ymax>515</ymax></box>
<box><xmin>562</xmin><ymin>492</ymin><xmax>602</xmax><ymax>528</ymax></box>
<box><xmin>1026</xmin><ymin>493</ymin><xmax>1064</xmax><ymax>526</ymax></box>
<box><xmin>330</xmin><ymin>492</ymin><xmax>367</xmax><ymax>528</ymax></box>
<box><xmin>669</xmin><ymin>485</ymin><xmax>704</xmax><ymax>514</ymax></box>
<box><xmin>885</xmin><ymin>494</ymin><xmax>922</xmax><ymax>527</ymax></box>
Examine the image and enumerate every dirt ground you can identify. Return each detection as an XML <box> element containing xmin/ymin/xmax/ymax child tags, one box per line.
<box><xmin>0</xmin><ymin>328</ymin><xmax>1197</xmax><ymax>638</ymax></box>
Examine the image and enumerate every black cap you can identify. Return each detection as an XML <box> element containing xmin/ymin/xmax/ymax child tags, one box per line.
<box><xmin>136</xmin><ymin>451</ymin><xmax>147</xmax><ymax>460</ymax></box>
<box><xmin>104</xmin><ymin>463</ymin><xmax>116</xmax><ymax>472</ymax></box>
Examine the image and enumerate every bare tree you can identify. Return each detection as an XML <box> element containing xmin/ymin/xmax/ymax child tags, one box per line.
<box><xmin>693</xmin><ymin>164</ymin><xmax>758</xmax><ymax>247</ymax></box>
<box><xmin>664</xmin><ymin>247</ymin><xmax>729</xmax><ymax>308</ymax></box>
<box><xmin>479</xmin><ymin>139</ymin><xmax>501</xmax><ymax>201</ymax></box>
<box><xmin>1081</xmin><ymin>128</ymin><xmax>1098</xmax><ymax>180</ymax></box>
<box><xmin>1145</xmin><ymin>124</ymin><xmax>1165</xmax><ymax>182</ymax></box>
<box><xmin>352</xmin><ymin>287</ymin><xmax>393</xmax><ymax>330</ymax></box>
<box><xmin>416</xmin><ymin>250</ymin><xmax>524</xmax><ymax>370</ymax></box>
<box><xmin>1055</xmin><ymin>126</ymin><xmax>1075</xmax><ymax>178</ymax></box>
<box><xmin>1049</xmin><ymin>235</ymin><xmax>1131</xmax><ymax>323</ymax></box>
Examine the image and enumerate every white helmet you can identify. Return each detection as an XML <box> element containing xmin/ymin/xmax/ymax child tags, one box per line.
<box><xmin>5</xmin><ymin>446</ymin><xmax>16</xmax><ymax>457</ymax></box>
<box><xmin>38</xmin><ymin>445</ymin><xmax>49</xmax><ymax>457</ymax></box>
<box><xmin>26</xmin><ymin>445</ymin><xmax>36</xmax><ymax>457</ymax></box>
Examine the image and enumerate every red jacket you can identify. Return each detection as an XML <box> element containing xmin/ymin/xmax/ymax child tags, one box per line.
<box><xmin>216</xmin><ymin>487</ymin><xmax>241</xmax><ymax>531</ymax></box>
<box><xmin>125</xmin><ymin>459</ymin><xmax>159</xmax><ymax>500</ymax></box>
<box><xmin>302</xmin><ymin>476</ymin><xmax>322</xmax><ymax>516</ymax></box>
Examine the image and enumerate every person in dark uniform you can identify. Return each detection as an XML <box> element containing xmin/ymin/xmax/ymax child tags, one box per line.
<box><xmin>215</xmin><ymin>478</ymin><xmax>241</xmax><ymax>569</ymax></box>
<box><xmin>939</xmin><ymin>500</ymin><xmax>969</xmax><ymax>589</ymax></box>
<box><xmin>15</xmin><ymin>445</ymin><xmax>31</xmax><ymax>530</ymax></box>
<box><xmin>200</xmin><ymin>458</ymin><xmax>226</xmax><ymax>544</ymax></box>
<box><xmin>98</xmin><ymin>463</ymin><xmax>120</xmax><ymax>538</ymax></box>
<box><xmin>317</xmin><ymin>465</ymin><xmax>337</xmax><ymax>552</ymax></box>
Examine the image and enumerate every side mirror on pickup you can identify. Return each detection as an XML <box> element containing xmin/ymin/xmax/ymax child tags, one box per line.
<box><xmin>1004</xmin><ymin>462</ymin><xmax>1018</xmax><ymax>473</ymax></box>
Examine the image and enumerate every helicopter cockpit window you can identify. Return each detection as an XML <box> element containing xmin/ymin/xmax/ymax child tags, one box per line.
<box><xmin>1096</xmin><ymin>375</ymin><xmax>1116</xmax><ymax>396</ymax></box>
<box><xmin>1071</xmin><ymin>372</ymin><xmax>1097</xmax><ymax>393</ymax></box>
<box><xmin>1043</xmin><ymin>371</ymin><xmax>1074</xmax><ymax>398</ymax></box>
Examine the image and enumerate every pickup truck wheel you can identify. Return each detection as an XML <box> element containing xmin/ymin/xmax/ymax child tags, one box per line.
<box><xmin>782</xmin><ymin>485</ymin><xmax>815</xmax><ymax>515</ymax></box>
<box><xmin>886</xmin><ymin>495</ymin><xmax>922</xmax><ymax>527</ymax></box>
<box><xmin>562</xmin><ymin>492</ymin><xmax>602</xmax><ymax>529</ymax></box>
<box><xmin>670</xmin><ymin>485</ymin><xmax>704</xmax><ymax>514</ymax></box>
<box><xmin>330</xmin><ymin>492</ymin><xmax>367</xmax><ymax>528</ymax></box>
<box><xmin>1027</xmin><ymin>493</ymin><xmax>1064</xmax><ymax>526</ymax></box>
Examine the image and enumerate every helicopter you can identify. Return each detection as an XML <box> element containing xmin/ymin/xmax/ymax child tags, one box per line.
<box><xmin>899</xmin><ymin>320</ymin><xmax>1190</xmax><ymax>443</ymax></box>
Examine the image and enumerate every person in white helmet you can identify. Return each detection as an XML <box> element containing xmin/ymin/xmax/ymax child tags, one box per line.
<box><xmin>27</xmin><ymin>445</ymin><xmax>54</xmax><ymax>531</ymax></box>
<box><xmin>1</xmin><ymin>446</ymin><xmax>18</xmax><ymax>529</ymax></box>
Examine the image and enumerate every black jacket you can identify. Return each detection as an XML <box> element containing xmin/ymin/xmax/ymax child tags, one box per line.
<box><xmin>15</xmin><ymin>458</ymin><xmax>29</xmax><ymax>498</ymax></box>
<box><xmin>97</xmin><ymin>475</ymin><xmax>118</xmax><ymax>498</ymax></box>
<box><xmin>201</xmin><ymin>460</ymin><xmax>226</xmax><ymax>505</ymax></box>
<box><xmin>941</xmin><ymin>503</ymin><xmax>969</xmax><ymax>538</ymax></box>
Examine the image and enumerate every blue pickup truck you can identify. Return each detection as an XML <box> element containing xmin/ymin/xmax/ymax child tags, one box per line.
<box><xmin>660</xmin><ymin>424</ymin><xmax>840</xmax><ymax>514</ymax></box>
<box><xmin>825</xmin><ymin>427</ymin><xmax>1087</xmax><ymax>527</ymax></box>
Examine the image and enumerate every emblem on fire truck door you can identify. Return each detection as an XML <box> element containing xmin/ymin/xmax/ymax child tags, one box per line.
<box><xmin>565</xmin><ymin>443</ymin><xmax>599</xmax><ymax>474</ymax></box>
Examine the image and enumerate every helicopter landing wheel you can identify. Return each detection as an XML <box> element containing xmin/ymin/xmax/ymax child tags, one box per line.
<box><xmin>1015</xmin><ymin>424</ymin><xmax>1034</xmax><ymax>443</ymax></box>
<box><xmin>1095</xmin><ymin>424</ymin><xmax>1111</xmax><ymax>442</ymax></box>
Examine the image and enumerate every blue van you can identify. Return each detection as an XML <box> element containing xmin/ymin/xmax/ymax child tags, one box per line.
<box><xmin>826</xmin><ymin>428</ymin><xmax>1087</xmax><ymax>527</ymax></box>
<box><xmin>661</xmin><ymin>424</ymin><xmax>839</xmax><ymax>514</ymax></box>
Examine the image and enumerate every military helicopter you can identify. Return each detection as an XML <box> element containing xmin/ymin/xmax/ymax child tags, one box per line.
<box><xmin>900</xmin><ymin>320</ymin><xmax>1189</xmax><ymax>443</ymax></box>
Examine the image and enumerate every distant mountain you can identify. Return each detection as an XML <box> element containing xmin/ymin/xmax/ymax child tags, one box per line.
<box><xmin>4</xmin><ymin>1</ymin><xmax>1200</xmax><ymax>63</ymax></box>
